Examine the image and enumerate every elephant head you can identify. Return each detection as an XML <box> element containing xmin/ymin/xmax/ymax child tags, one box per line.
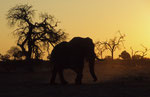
<box><xmin>69</xmin><ymin>37</ymin><xmax>98</xmax><ymax>82</ymax></box>
<box><xmin>83</xmin><ymin>37</ymin><xmax>98</xmax><ymax>82</ymax></box>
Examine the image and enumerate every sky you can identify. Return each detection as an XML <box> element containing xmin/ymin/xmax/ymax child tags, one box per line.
<box><xmin>0</xmin><ymin>0</ymin><xmax>150</xmax><ymax>58</ymax></box>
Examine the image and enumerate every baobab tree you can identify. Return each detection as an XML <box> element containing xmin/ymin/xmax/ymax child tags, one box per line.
<box><xmin>7</xmin><ymin>4</ymin><xmax>67</xmax><ymax>60</ymax></box>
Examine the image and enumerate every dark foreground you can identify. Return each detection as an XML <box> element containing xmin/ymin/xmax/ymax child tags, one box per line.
<box><xmin>0</xmin><ymin>72</ymin><xmax>150</xmax><ymax>97</ymax></box>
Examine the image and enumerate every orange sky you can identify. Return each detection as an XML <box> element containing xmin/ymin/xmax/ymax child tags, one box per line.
<box><xmin>0</xmin><ymin>0</ymin><xmax>150</xmax><ymax>58</ymax></box>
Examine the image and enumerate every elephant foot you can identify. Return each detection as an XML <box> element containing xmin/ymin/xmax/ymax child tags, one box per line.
<box><xmin>75</xmin><ymin>80</ymin><xmax>82</xmax><ymax>85</ymax></box>
<box><xmin>75</xmin><ymin>82</ymin><xmax>82</xmax><ymax>85</ymax></box>
<box><xmin>61</xmin><ymin>80</ymin><xmax>68</xmax><ymax>85</ymax></box>
<box><xmin>50</xmin><ymin>82</ymin><xmax>57</xmax><ymax>85</ymax></box>
<box><xmin>93</xmin><ymin>77</ymin><xmax>98</xmax><ymax>82</ymax></box>
<box><xmin>50</xmin><ymin>81</ymin><xmax>58</xmax><ymax>85</ymax></box>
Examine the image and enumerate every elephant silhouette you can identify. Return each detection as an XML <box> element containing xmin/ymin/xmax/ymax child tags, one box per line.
<box><xmin>50</xmin><ymin>37</ymin><xmax>98</xmax><ymax>84</ymax></box>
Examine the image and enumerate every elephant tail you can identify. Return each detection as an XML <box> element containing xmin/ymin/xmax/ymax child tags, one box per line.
<box><xmin>95</xmin><ymin>55</ymin><xmax>105</xmax><ymax>61</ymax></box>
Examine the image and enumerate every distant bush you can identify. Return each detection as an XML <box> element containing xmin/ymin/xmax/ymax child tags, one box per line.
<box><xmin>119</xmin><ymin>50</ymin><xmax>131</xmax><ymax>60</ymax></box>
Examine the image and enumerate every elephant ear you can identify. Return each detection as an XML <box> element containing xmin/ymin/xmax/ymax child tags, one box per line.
<box><xmin>85</xmin><ymin>37</ymin><xmax>94</xmax><ymax>47</ymax></box>
<box><xmin>69</xmin><ymin>37</ymin><xmax>95</xmax><ymax>57</ymax></box>
<box><xmin>83</xmin><ymin>37</ymin><xmax>95</xmax><ymax>57</ymax></box>
<box><xmin>84</xmin><ymin>37</ymin><xmax>94</xmax><ymax>51</ymax></box>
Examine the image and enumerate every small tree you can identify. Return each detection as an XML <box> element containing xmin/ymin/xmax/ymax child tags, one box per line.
<box><xmin>95</xmin><ymin>41</ymin><xmax>106</xmax><ymax>59</ymax></box>
<box><xmin>130</xmin><ymin>45</ymin><xmax>149</xmax><ymax>59</ymax></box>
<box><xmin>101</xmin><ymin>31</ymin><xmax>125</xmax><ymax>59</ymax></box>
<box><xmin>139</xmin><ymin>45</ymin><xmax>149</xmax><ymax>59</ymax></box>
<box><xmin>7</xmin><ymin>4</ymin><xmax>67</xmax><ymax>60</ymax></box>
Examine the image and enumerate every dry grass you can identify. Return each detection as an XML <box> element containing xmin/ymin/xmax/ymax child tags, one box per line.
<box><xmin>1</xmin><ymin>59</ymin><xmax>150</xmax><ymax>97</ymax></box>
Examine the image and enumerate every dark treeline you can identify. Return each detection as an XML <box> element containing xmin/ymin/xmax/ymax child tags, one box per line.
<box><xmin>1</xmin><ymin>59</ymin><xmax>150</xmax><ymax>73</ymax></box>
<box><xmin>0</xmin><ymin>59</ymin><xmax>51</xmax><ymax>72</ymax></box>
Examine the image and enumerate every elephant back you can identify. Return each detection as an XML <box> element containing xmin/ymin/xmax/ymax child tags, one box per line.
<box><xmin>50</xmin><ymin>41</ymin><xmax>69</xmax><ymax>63</ymax></box>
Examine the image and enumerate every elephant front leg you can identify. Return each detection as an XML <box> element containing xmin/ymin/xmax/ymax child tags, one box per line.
<box><xmin>59</xmin><ymin>69</ymin><xmax>68</xmax><ymax>85</ymax></box>
<box><xmin>75</xmin><ymin>72</ymin><xmax>83</xmax><ymax>84</ymax></box>
<box><xmin>75</xmin><ymin>67</ymin><xmax>83</xmax><ymax>84</ymax></box>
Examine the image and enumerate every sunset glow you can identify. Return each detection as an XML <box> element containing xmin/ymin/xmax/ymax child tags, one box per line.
<box><xmin>0</xmin><ymin>0</ymin><xmax>150</xmax><ymax>58</ymax></box>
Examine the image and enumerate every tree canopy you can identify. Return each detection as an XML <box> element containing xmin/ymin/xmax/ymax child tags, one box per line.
<box><xmin>96</xmin><ymin>31</ymin><xmax>125</xmax><ymax>59</ymax></box>
<box><xmin>7</xmin><ymin>4</ymin><xmax>67</xmax><ymax>60</ymax></box>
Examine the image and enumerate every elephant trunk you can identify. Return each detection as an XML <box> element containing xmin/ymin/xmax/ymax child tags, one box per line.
<box><xmin>89</xmin><ymin>56</ymin><xmax>97</xmax><ymax>82</ymax></box>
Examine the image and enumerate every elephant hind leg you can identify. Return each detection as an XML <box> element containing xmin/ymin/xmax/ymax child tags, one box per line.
<box><xmin>59</xmin><ymin>69</ymin><xmax>68</xmax><ymax>85</ymax></box>
<box><xmin>50</xmin><ymin>66</ymin><xmax>58</xmax><ymax>84</ymax></box>
<box><xmin>75</xmin><ymin>72</ymin><xmax>83</xmax><ymax>84</ymax></box>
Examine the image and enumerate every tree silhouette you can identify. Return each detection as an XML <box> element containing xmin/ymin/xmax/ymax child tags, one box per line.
<box><xmin>7</xmin><ymin>4</ymin><xmax>67</xmax><ymax>60</ymax></box>
<box><xmin>95</xmin><ymin>41</ymin><xmax>106</xmax><ymax>59</ymax></box>
<box><xmin>100</xmin><ymin>31</ymin><xmax>125</xmax><ymax>59</ymax></box>
<box><xmin>139</xmin><ymin>45</ymin><xmax>149</xmax><ymax>59</ymax></box>
<box><xmin>130</xmin><ymin>45</ymin><xmax>149</xmax><ymax>59</ymax></box>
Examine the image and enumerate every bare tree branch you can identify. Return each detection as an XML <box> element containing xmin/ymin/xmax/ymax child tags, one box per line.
<box><xmin>7</xmin><ymin>4</ymin><xmax>67</xmax><ymax>60</ymax></box>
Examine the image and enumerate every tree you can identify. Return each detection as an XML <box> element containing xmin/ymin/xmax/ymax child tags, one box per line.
<box><xmin>95</xmin><ymin>41</ymin><xmax>106</xmax><ymax>59</ymax></box>
<box><xmin>7</xmin><ymin>4</ymin><xmax>67</xmax><ymax>60</ymax></box>
<box><xmin>101</xmin><ymin>31</ymin><xmax>125</xmax><ymax>59</ymax></box>
<box><xmin>139</xmin><ymin>45</ymin><xmax>149</xmax><ymax>59</ymax></box>
<box><xmin>130</xmin><ymin>45</ymin><xmax>149</xmax><ymax>59</ymax></box>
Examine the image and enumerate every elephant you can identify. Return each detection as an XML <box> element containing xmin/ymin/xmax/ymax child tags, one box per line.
<box><xmin>50</xmin><ymin>37</ymin><xmax>98</xmax><ymax>84</ymax></box>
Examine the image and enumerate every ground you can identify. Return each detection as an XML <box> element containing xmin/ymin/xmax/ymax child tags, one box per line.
<box><xmin>1</xmin><ymin>60</ymin><xmax>150</xmax><ymax>97</ymax></box>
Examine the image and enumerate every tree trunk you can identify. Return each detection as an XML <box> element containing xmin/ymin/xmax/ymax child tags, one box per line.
<box><xmin>26</xmin><ymin>26</ymin><xmax>33</xmax><ymax>60</ymax></box>
<box><xmin>111</xmin><ymin>50</ymin><xmax>114</xmax><ymax>60</ymax></box>
<box><xmin>100</xmin><ymin>51</ymin><xmax>103</xmax><ymax>59</ymax></box>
